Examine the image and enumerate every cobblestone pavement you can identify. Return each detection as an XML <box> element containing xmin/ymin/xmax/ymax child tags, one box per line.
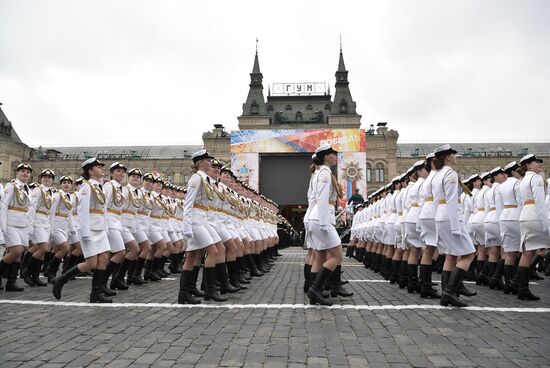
<box><xmin>1</xmin><ymin>248</ymin><xmax>549</xmax><ymax>368</ymax></box>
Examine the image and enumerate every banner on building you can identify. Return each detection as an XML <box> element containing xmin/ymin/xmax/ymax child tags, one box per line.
<box><xmin>231</xmin><ymin>129</ymin><xmax>365</xmax><ymax>154</ymax></box>
<box><xmin>337</xmin><ymin>152</ymin><xmax>367</xmax><ymax>208</ymax></box>
<box><xmin>230</xmin><ymin>153</ymin><xmax>259</xmax><ymax>190</ymax></box>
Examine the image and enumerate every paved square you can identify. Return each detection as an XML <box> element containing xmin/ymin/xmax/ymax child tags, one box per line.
<box><xmin>1</xmin><ymin>249</ymin><xmax>549</xmax><ymax>367</ymax></box>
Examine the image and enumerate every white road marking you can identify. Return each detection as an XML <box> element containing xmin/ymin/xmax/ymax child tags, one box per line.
<box><xmin>73</xmin><ymin>277</ymin><xmax>177</xmax><ymax>281</ymax></box>
<box><xmin>1</xmin><ymin>299</ymin><xmax>549</xmax><ymax>313</ymax></box>
<box><xmin>347</xmin><ymin>279</ymin><xmax>539</xmax><ymax>285</ymax></box>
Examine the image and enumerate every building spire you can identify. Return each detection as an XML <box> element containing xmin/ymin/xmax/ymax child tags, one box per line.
<box><xmin>337</xmin><ymin>38</ymin><xmax>347</xmax><ymax>72</ymax></box>
<box><xmin>252</xmin><ymin>38</ymin><xmax>261</xmax><ymax>74</ymax></box>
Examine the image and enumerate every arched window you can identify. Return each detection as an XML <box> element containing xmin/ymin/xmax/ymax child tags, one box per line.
<box><xmin>339</xmin><ymin>100</ymin><xmax>348</xmax><ymax>113</ymax></box>
<box><xmin>366</xmin><ymin>163</ymin><xmax>372</xmax><ymax>183</ymax></box>
<box><xmin>266</xmin><ymin>104</ymin><xmax>273</xmax><ymax>112</ymax></box>
<box><xmin>375</xmin><ymin>163</ymin><xmax>385</xmax><ymax>182</ymax></box>
<box><xmin>285</xmin><ymin>104</ymin><xmax>292</xmax><ymax>111</ymax></box>
<box><xmin>306</xmin><ymin>104</ymin><xmax>313</xmax><ymax>111</ymax></box>
<box><xmin>295</xmin><ymin>111</ymin><xmax>303</xmax><ymax>121</ymax></box>
<box><xmin>251</xmin><ymin>101</ymin><xmax>259</xmax><ymax>115</ymax></box>
<box><xmin>324</xmin><ymin>103</ymin><xmax>331</xmax><ymax>110</ymax></box>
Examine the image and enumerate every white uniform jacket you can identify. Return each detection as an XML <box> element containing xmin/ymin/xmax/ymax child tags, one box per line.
<box><xmin>309</xmin><ymin>165</ymin><xmax>337</xmax><ymax>227</ymax></box>
<box><xmin>78</xmin><ymin>179</ymin><xmax>107</xmax><ymax>238</ymax></box>
<box><xmin>519</xmin><ymin>171</ymin><xmax>549</xmax><ymax>232</ymax></box>
<box><xmin>1</xmin><ymin>179</ymin><xmax>31</xmax><ymax>231</ymax></box>
<box><xmin>28</xmin><ymin>184</ymin><xmax>54</xmax><ymax>230</ymax></box>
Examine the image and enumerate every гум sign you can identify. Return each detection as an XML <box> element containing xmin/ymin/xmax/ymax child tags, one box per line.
<box><xmin>271</xmin><ymin>82</ymin><xmax>326</xmax><ymax>96</ymax></box>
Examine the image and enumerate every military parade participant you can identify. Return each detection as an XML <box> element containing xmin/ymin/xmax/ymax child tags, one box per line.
<box><xmin>52</xmin><ymin>158</ymin><xmax>112</xmax><ymax>303</ymax></box>
<box><xmin>430</xmin><ymin>145</ymin><xmax>477</xmax><ymax>307</ymax></box>
<box><xmin>20</xmin><ymin>169</ymin><xmax>56</xmax><ymax>287</ymax></box>
<box><xmin>103</xmin><ymin>162</ymin><xmax>130</xmax><ymax>292</ymax></box>
<box><xmin>117</xmin><ymin>168</ymin><xmax>147</xmax><ymax>285</ymax></box>
<box><xmin>0</xmin><ymin>163</ymin><xmax>33</xmax><ymax>291</ymax></box>
<box><xmin>44</xmin><ymin>175</ymin><xmax>76</xmax><ymax>282</ymax></box>
<box><xmin>498</xmin><ymin>161</ymin><xmax>524</xmax><ymax>294</ymax></box>
<box><xmin>517</xmin><ymin>154</ymin><xmax>549</xmax><ymax>300</ymax></box>
<box><xmin>307</xmin><ymin>144</ymin><xmax>352</xmax><ymax>306</ymax></box>
<box><xmin>178</xmin><ymin>150</ymin><xmax>225</xmax><ymax>304</ymax></box>
<box><xmin>303</xmin><ymin>154</ymin><xmax>321</xmax><ymax>293</ymax></box>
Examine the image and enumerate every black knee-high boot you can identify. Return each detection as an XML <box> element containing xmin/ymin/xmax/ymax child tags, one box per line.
<box><xmin>503</xmin><ymin>264</ymin><xmax>518</xmax><ymax>295</ymax></box>
<box><xmin>489</xmin><ymin>259</ymin><xmax>505</xmax><ymax>290</ymax></box>
<box><xmin>440</xmin><ymin>268</ymin><xmax>469</xmax><ymax>307</ymax></box>
<box><xmin>517</xmin><ymin>266</ymin><xmax>540</xmax><ymax>300</ymax></box>
<box><xmin>203</xmin><ymin>267</ymin><xmax>227</xmax><ymax>302</ymax></box>
<box><xmin>398</xmin><ymin>261</ymin><xmax>408</xmax><ymax>289</ymax></box>
<box><xmin>45</xmin><ymin>256</ymin><xmax>63</xmax><ymax>283</ymax></box>
<box><xmin>303</xmin><ymin>263</ymin><xmax>312</xmax><ymax>293</ymax></box>
<box><xmin>420</xmin><ymin>264</ymin><xmax>440</xmax><ymax>299</ymax></box>
<box><xmin>51</xmin><ymin>265</ymin><xmax>81</xmax><ymax>299</ymax></box>
<box><xmin>177</xmin><ymin>270</ymin><xmax>201</xmax><ymax>304</ymax></box>
<box><xmin>189</xmin><ymin>266</ymin><xmax>204</xmax><ymax>297</ymax></box>
<box><xmin>307</xmin><ymin>267</ymin><xmax>333</xmax><ymax>306</ymax></box>
<box><xmin>90</xmin><ymin>270</ymin><xmax>112</xmax><ymax>303</ymax></box>
<box><xmin>406</xmin><ymin>264</ymin><xmax>420</xmax><ymax>293</ymax></box>
<box><xmin>3</xmin><ymin>261</ymin><xmax>24</xmax><ymax>292</ymax></box>
<box><xmin>330</xmin><ymin>265</ymin><xmax>353</xmax><ymax>298</ymax></box>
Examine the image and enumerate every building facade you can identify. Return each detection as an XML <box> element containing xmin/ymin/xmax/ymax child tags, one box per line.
<box><xmin>1</xmin><ymin>50</ymin><xmax>549</xmax><ymax>198</ymax></box>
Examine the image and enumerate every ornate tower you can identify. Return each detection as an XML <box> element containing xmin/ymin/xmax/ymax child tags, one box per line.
<box><xmin>328</xmin><ymin>47</ymin><xmax>361</xmax><ymax>128</ymax></box>
<box><xmin>238</xmin><ymin>48</ymin><xmax>270</xmax><ymax>130</ymax></box>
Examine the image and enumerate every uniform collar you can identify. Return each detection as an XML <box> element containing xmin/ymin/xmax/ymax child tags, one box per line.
<box><xmin>128</xmin><ymin>184</ymin><xmax>138</xmax><ymax>191</ymax></box>
<box><xmin>88</xmin><ymin>178</ymin><xmax>99</xmax><ymax>185</ymax></box>
<box><xmin>40</xmin><ymin>183</ymin><xmax>50</xmax><ymax>190</ymax></box>
<box><xmin>15</xmin><ymin>178</ymin><xmax>26</xmax><ymax>187</ymax></box>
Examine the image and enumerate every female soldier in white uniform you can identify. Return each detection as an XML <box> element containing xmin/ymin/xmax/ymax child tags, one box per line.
<box><xmin>62</xmin><ymin>178</ymin><xmax>83</xmax><ymax>275</ymax></box>
<box><xmin>21</xmin><ymin>169</ymin><xmax>55</xmax><ymax>287</ymax></box>
<box><xmin>498</xmin><ymin>161</ymin><xmax>523</xmax><ymax>294</ymax></box>
<box><xmin>418</xmin><ymin>153</ymin><xmax>438</xmax><ymax>273</ymax></box>
<box><xmin>472</xmin><ymin>172</ymin><xmax>492</xmax><ymax>285</ymax></box>
<box><xmin>45</xmin><ymin>176</ymin><xmax>76</xmax><ymax>282</ymax></box>
<box><xmin>0</xmin><ymin>163</ymin><xmax>32</xmax><ymax>291</ymax></box>
<box><xmin>404</xmin><ymin>160</ymin><xmax>440</xmax><ymax>298</ymax></box>
<box><xmin>303</xmin><ymin>154</ymin><xmax>321</xmax><ymax>293</ymax></box>
<box><xmin>119</xmin><ymin>168</ymin><xmax>147</xmax><ymax>285</ymax></box>
<box><xmin>207</xmin><ymin>159</ymin><xmax>239</xmax><ymax>293</ymax></box>
<box><xmin>52</xmin><ymin>158</ymin><xmax>112</xmax><ymax>303</ymax></box>
<box><xmin>517</xmin><ymin>154</ymin><xmax>549</xmax><ymax>300</ymax></box>
<box><xmin>484</xmin><ymin>167</ymin><xmax>507</xmax><ymax>290</ymax></box>
<box><xmin>103</xmin><ymin>162</ymin><xmax>130</xmax><ymax>292</ymax></box>
<box><xmin>432</xmin><ymin>145</ymin><xmax>476</xmax><ymax>307</ymax></box>
<box><xmin>178</xmin><ymin>150</ymin><xmax>225</xmax><ymax>304</ymax></box>
<box><xmin>307</xmin><ymin>145</ymin><xmax>350</xmax><ymax>305</ymax></box>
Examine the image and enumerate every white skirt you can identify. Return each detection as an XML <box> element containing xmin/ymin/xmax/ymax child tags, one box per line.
<box><xmin>107</xmin><ymin>228</ymin><xmax>126</xmax><ymax>253</ymax></box>
<box><xmin>520</xmin><ymin>220</ymin><xmax>550</xmax><ymax>252</ymax></box>
<box><xmin>51</xmin><ymin>228</ymin><xmax>69</xmax><ymax>246</ymax></box>
<box><xmin>419</xmin><ymin>218</ymin><xmax>437</xmax><ymax>247</ymax></box>
<box><xmin>500</xmin><ymin>221</ymin><xmax>521</xmax><ymax>253</ymax></box>
<box><xmin>4</xmin><ymin>226</ymin><xmax>30</xmax><ymax>248</ymax></box>
<box><xmin>384</xmin><ymin>223</ymin><xmax>396</xmax><ymax>245</ymax></box>
<box><xmin>403</xmin><ymin>222</ymin><xmax>423</xmax><ymax>249</ymax></box>
<box><xmin>308</xmin><ymin>220</ymin><xmax>340</xmax><ymax>250</ymax></box>
<box><xmin>186</xmin><ymin>224</ymin><xmax>215</xmax><ymax>251</ymax></box>
<box><xmin>31</xmin><ymin>227</ymin><xmax>50</xmax><ymax>244</ymax></box>
<box><xmin>80</xmin><ymin>229</ymin><xmax>110</xmax><ymax>258</ymax></box>
<box><xmin>484</xmin><ymin>222</ymin><xmax>501</xmax><ymax>247</ymax></box>
<box><xmin>132</xmin><ymin>230</ymin><xmax>149</xmax><ymax>244</ymax></box>
<box><xmin>470</xmin><ymin>222</ymin><xmax>485</xmax><ymax>246</ymax></box>
<box><xmin>436</xmin><ymin>220</ymin><xmax>476</xmax><ymax>256</ymax></box>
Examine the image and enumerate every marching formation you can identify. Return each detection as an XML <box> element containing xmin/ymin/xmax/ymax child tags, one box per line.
<box><xmin>348</xmin><ymin>146</ymin><xmax>550</xmax><ymax>306</ymax></box>
<box><xmin>0</xmin><ymin>150</ymin><xmax>282</xmax><ymax>303</ymax></box>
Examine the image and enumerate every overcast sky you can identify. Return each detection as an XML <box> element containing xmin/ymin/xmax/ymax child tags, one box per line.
<box><xmin>1</xmin><ymin>0</ymin><xmax>549</xmax><ymax>147</ymax></box>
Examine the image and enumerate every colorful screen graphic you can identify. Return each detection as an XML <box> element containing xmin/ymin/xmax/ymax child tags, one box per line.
<box><xmin>231</xmin><ymin>129</ymin><xmax>365</xmax><ymax>153</ymax></box>
<box><xmin>338</xmin><ymin>152</ymin><xmax>367</xmax><ymax>208</ymax></box>
<box><xmin>231</xmin><ymin>153</ymin><xmax>259</xmax><ymax>190</ymax></box>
